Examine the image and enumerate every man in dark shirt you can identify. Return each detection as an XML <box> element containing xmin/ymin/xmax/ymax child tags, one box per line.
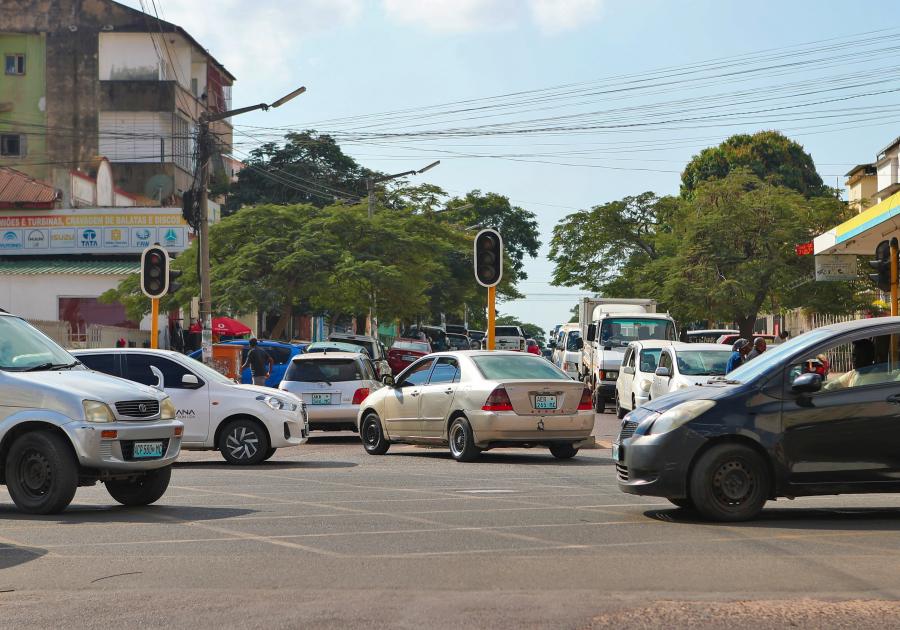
<box><xmin>242</xmin><ymin>338</ymin><xmax>274</xmax><ymax>386</ymax></box>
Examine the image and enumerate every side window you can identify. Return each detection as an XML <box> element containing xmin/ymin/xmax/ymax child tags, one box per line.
<box><xmin>622</xmin><ymin>348</ymin><xmax>632</xmax><ymax>368</ymax></box>
<box><xmin>125</xmin><ymin>354</ymin><xmax>195</xmax><ymax>389</ymax></box>
<box><xmin>267</xmin><ymin>347</ymin><xmax>291</xmax><ymax>365</ymax></box>
<box><xmin>429</xmin><ymin>358</ymin><xmax>460</xmax><ymax>384</ymax></box>
<box><xmin>399</xmin><ymin>359</ymin><xmax>434</xmax><ymax>387</ymax></box>
<box><xmin>658</xmin><ymin>352</ymin><xmax>672</xmax><ymax>371</ymax></box>
<box><xmin>78</xmin><ymin>353</ymin><xmax>119</xmax><ymax>377</ymax></box>
<box><xmin>788</xmin><ymin>332</ymin><xmax>899</xmax><ymax>392</ymax></box>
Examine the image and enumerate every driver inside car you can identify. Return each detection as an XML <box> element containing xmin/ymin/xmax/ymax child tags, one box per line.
<box><xmin>822</xmin><ymin>339</ymin><xmax>888</xmax><ymax>391</ymax></box>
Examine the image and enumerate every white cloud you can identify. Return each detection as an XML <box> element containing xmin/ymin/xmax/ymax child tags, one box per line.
<box><xmin>381</xmin><ymin>0</ymin><xmax>602</xmax><ymax>33</ymax></box>
<box><xmin>530</xmin><ymin>0</ymin><xmax>603</xmax><ymax>34</ymax></box>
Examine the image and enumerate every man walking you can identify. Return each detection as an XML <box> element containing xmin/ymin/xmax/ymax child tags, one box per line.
<box><xmin>242</xmin><ymin>338</ymin><xmax>274</xmax><ymax>386</ymax></box>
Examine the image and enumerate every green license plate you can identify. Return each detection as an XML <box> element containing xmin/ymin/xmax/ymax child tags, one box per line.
<box><xmin>310</xmin><ymin>393</ymin><xmax>331</xmax><ymax>405</ymax></box>
<box><xmin>534</xmin><ymin>395</ymin><xmax>557</xmax><ymax>410</ymax></box>
<box><xmin>133</xmin><ymin>441</ymin><xmax>164</xmax><ymax>458</ymax></box>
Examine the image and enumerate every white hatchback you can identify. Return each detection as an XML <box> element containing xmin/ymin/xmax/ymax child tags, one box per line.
<box><xmin>74</xmin><ymin>348</ymin><xmax>309</xmax><ymax>465</ymax></box>
<box><xmin>614</xmin><ymin>340</ymin><xmax>673</xmax><ymax>418</ymax></box>
<box><xmin>648</xmin><ymin>342</ymin><xmax>733</xmax><ymax>400</ymax></box>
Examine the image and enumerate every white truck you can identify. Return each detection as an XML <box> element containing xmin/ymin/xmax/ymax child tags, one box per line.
<box><xmin>578</xmin><ymin>298</ymin><xmax>677</xmax><ymax>412</ymax></box>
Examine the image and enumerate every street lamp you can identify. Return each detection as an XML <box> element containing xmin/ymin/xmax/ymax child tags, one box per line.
<box><xmin>197</xmin><ymin>86</ymin><xmax>306</xmax><ymax>364</ymax></box>
<box><xmin>366</xmin><ymin>160</ymin><xmax>441</xmax><ymax>219</ymax></box>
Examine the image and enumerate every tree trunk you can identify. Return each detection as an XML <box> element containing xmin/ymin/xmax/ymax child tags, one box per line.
<box><xmin>270</xmin><ymin>304</ymin><xmax>292</xmax><ymax>340</ymax></box>
<box><xmin>736</xmin><ymin>314</ymin><xmax>756</xmax><ymax>341</ymax></box>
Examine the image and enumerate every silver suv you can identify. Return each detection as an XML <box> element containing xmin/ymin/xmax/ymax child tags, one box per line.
<box><xmin>0</xmin><ymin>314</ymin><xmax>182</xmax><ymax>514</ymax></box>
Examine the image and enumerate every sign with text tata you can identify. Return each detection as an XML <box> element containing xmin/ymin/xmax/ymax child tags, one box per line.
<box><xmin>0</xmin><ymin>208</ymin><xmax>189</xmax><ymax>255</ymax></box>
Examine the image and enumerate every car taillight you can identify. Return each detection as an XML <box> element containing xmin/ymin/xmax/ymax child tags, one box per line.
<box><xmin>352</xmin><ymin>388</ymin><xmax>370</xmax><ymax>405</ymax></box>
<box><xmin>482</xmin><ymin>387</ymin><xmax>514</xmax><ymax>412</ymax></box>
<box><xmin>577</xmin><ymin>387</ymin><xmax>593</xmax><ymax>411</ymax></box>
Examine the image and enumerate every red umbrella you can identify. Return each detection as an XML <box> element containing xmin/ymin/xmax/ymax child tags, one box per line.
<box><xmin>189</xmin><ymin>317</ymin><xmax>252</xmax><ymax>336</ymax></box>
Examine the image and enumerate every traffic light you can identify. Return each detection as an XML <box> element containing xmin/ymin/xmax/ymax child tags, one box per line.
<box><xmin>168</xmin><ymin>266</ymin><xmax>182</xmax><ymax>296</ymax></box>
<box><xmin>474</xmin><ymin>229</ymin><xmax>503</xmax><ymax>287</ymax></box>
<box><xmin>868</xmin><ymin>239</ymin><xmax>891</xmax><ymax>292</ymax></box>
<box><xmin>141</xmin><ymin>245</ymin><xmax>169</xmax><ymax>299</ymax></box>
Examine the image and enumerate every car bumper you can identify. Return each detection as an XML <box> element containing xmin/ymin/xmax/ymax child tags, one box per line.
<box><xmin>62</xmin><ymin>419</ymin><xmax>183</xmax><ymax>472</ymax></box>
<box><xmin>615</xmin><ymin>427</ymin><xmax>706</xmax><ymax>499</ymax></box>
<box><xmin>467</xmin><ymin>409</ymin><xmax>594</xmax><ymax>448</ymax></box>
<box><xmin>634</xmin><ymin>392</ymin><xmax>650</xmax><ymax>407</ymax></box>
<box><xmin>597</xmin><ymin>382</ymin><xmax>616</xmax><ymax>402</ymax></box>
<box><xmin>263</xmin><ymin>408</ymin><xmax>309</xmax><ymax>448</ymax></box>
<box><xmin>306</xmin><ymin>403</ymin><xmax>359</xmax><ymax>428</ymax></box>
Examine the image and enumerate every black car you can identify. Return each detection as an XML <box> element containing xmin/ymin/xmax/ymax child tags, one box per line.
<box><xmin>615</xmin><ymin>317</ymin><xmax>900</xmax><ymax>521</ymax></box>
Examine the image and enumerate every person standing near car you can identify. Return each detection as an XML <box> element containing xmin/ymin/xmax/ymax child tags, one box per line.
<box><xmin>242</xmin><ymin>337</ymin><xmax>274</xmax><ymax>386</ymax></box>
<box><xmin>747</xmin><ymin>337</ymin><xmax>767</xmax><ymax>360</ymax></box>
<box><xmin>726</xmin><ymin>338</ymin><xmax>751</xmax><ymax>373</ymax></box>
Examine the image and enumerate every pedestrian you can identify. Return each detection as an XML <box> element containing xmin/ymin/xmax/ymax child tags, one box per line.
<box><xmin>726</xmin><ymin>338</ymin><xmax>751</xmax><ymax>373</ymax></box>
<box><xmin>242</xmin><ymin>337</ymin><xmax>274</xmax><ymax>386</ymax></box>
<box><xmin>747</xmin><ymin>337</ymin><xmax>767</xmax><ymax>360</ymax></box>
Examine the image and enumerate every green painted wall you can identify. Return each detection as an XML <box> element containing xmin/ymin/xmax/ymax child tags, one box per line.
<box><xmin>0</xmin><ymin>32</ymin><xmax>46</xmax><ymax>180</ymax></box>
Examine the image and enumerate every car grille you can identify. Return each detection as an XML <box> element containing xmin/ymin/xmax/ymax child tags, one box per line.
<box><xmin>616</xmin><ymin>462</ymin><xmax>629</xmax><ymax>482</ymax></box>
<box><xmin>115</xmin><ymin>400</ymin><xmax>160</xmax><ymax>419</ymax></box>
<box><xmin>618</xmin><ymin>420</ymin><xmax>639</xmax><ymax>440</ymax></box>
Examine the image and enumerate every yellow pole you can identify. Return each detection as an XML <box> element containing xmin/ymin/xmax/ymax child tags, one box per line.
<box><xmin>891</xmin><ymin>238</ymin><xmax>898</xmax><ymax>317</ymax></box>
<box><xmin>150</xmin><ymin>298</ymin><xmax>159</xmax><ymax>349</ymax></box>
<box><xmin>487</xmin><ymin>285</ymin><xmax>496</xmax><ymax>350</ymax></box>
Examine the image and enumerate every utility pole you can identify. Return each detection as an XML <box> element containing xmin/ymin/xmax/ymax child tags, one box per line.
<box><xmin>197</xmin><ymin>86</ymin><xmax>306</xmax><ymax>364</ymax></box>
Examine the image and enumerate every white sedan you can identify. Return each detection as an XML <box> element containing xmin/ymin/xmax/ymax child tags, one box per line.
<box><xmin>648</xmin><ymin>342</ymin><xmax>733</xmax><ymax>399</ymax></box>
<box><xmin>357</xmin><ymin>351</ymin><xmax>595</xmax><ymax>461</ymax></box>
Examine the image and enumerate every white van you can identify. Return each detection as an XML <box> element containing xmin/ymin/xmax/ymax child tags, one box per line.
<box><xmin>552</xmin><ymin>323</ymin><xmax>581</xmax><ymax>379</ymax></box>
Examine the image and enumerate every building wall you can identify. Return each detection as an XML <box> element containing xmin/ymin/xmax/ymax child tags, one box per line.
<box><xmin>847</xmin><ymin>174</ymin><xmax>878</xmax><ymax>212</ymax></box>
<box><xmin>0</xmin><ymin>32</ymin><xmax>47</xmax><ymax>180</ymax></box>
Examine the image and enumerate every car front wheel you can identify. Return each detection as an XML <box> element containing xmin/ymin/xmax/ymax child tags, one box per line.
<box><xmin>689</xmin><ymin>444</ymin><xmax>769</xmax><ymax>522</ymax></box>
<box><xmin>360</xmin><ymin>413</ymin><xmax>390</xmax><ymax>455</ymax></box>
<box><xmin>219</xmin><ymin>419</ymin><xmax>270</xmax><ymax>465</ymax></box>
<box><xmin>106</xmin><ymin>466</ymin><xmax>172</xmax><ymax>506</ymax></box>
<box><xmin>5</xmin><ymin>431</ymin><xmax>78</xmax><ymax>515</ymax></box>
<box><xmin>448</xmin><ymin>417</ymin><xmax>480</xmax><ymax>462</ymax></box>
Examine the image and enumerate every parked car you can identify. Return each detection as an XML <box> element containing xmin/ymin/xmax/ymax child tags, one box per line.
<box><xmin>74</xmin><ymin>348</ymin><xmax>308</xmax><ymax>465</ymax></box>
<box><xmin>387</xmin><ymin>338</ymin><xmax>432</xmax><ymax>374</ymax></box>
<box><xmin>541</xmin><ymin>347</ymin><xmax>554</xmax><ymax>360</ymax></box>
<box><xmin>328</xmin><ymin>332</ymin><xmax>391</xmax><ymax>378</ymax></box>
<box><xmin>551</xmin><ymin>323</ymin><xmax>582</xmax><ymax>379</ymax></box>
<box><xmin>716</xmin><ymin>333</ymin><xmax>777</xmax><ymax>346</ymax></box>
<box><xmin>188</xmin><ymin>339</ymin><xmax>304</xmax><ymax>387</ymax></box>
<box><xmin>614</xmin><ymin>340</ymin><xmax>673</xmax><ymax>418</ymax></box>
<box><xmin>279</xmin><ymin>352</ymin><xmax>382</xmax><ymax>431</ymax></box>
<box><xmin>468</xmin><ymin>330</ymin><xmax>485</xmax><ymax>346</ymax></box>
<box><xmin>525</xmin><ymin>339</ymin><xmax>541</xmax><ymax>355</ymax></box>
<box><xmin>494</xmin><ymin>325</ymin><xmax>526</xmax><ymax>351</ymax></box>
<box><xmin>648</xmin><ymin>343</ymin><xmax>732</xmax><ymax>399</ymax></box>
<box><xmin>305</xmin><ymin>341</ymin><xmax>369</xmax><ymax>355</ymax></box>
<box><xmin>446</xmin><ymin>332</ymin><xmax>472</xmax><ymax>351</ymax></box>
<box><xmin>614</xmin><ymin>317</ymin><xmax>900</xmax><ymax>521</ymax></box>
<box><xmin>357</xmin><ymin>351</ymin><xmax>594</xmax><ymax>461</ymax></box>
<box><xmin>0</xmin><ymin>313</ymin><xmax>182</xmax><ymax>513</ymax></box>
<box><xmin>684</xmin><ymin>329</ymin><xmax>738</xmax><ymax>343</ymax></box>
<box><xmin>445</xmin><ymin>324</ymin><xmax>468</xmax><ymax>336</ymax></box>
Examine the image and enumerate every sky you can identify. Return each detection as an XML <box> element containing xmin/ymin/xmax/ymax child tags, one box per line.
<box><xmin>124</xmin><ymin>0</ymin><xmax>900</xmax><ymax>336</ymax></box>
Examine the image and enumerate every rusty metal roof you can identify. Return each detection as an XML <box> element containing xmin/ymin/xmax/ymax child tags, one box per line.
<box><xmin>0</xmin><ymin>168</ymin><xmax>59</xmax><ymax>206</ymax></box>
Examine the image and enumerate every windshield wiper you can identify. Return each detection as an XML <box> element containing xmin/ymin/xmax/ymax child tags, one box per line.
<box><xmin>24</xmin><ymin>361</ymin><xmax>81</xmax><ymax>372</ymax></box>
<box><xmin>707</xmin><ymin>376</ymin><xmax>741</xmax><ymax>384</ymax></box>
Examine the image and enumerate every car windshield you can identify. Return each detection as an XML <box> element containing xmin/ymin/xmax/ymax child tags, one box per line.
<box><xmin>600</xmin><ymin>318</ymin><xmax>676</xmax><ymax>347</ymax></box>
<box><xmin>285</xmin><ymin>358</ymin><xmax>364</xmax><ymax>382</ymax></box>
<box><xmin>565</xmin><ymin>331</ymin><xmax>581</xmax><ymax>351</ymax></box>
<box><xmin>725</xmin><ymin>328</ymin><xmax>833</xmax><ymax>383</ymax></box>
<box><xmin>0</xmin><ymin>316</ymin><xmax>77</xmax><ymax>371</ymax></box>
<box><xmin>472</xmin><ymin>355</ymin><xmax>569</xmax><ymax>380</ymax></box>
<box><xmin>675</xmin><ymin>350</ymin><xmax>731</xmax><ymax>376</ymax></box>
<box><xmin>494</xmin><ymin>326</ymin><xmax>522</xmax><ymax>337</ymax></box>
<box><xmin>186</xmin><ymin>357</ymin><xmax>236</xmax><ymax>385</ymax></box>
<box><xmin>392</xmin><ymin>340</ymin><xmax>430</xmax><ymax>353</ymax></box>
<box><xmin>331</xmin><ymin>338</ymin><xmax>375</xmax><ymax>357</ymax></box>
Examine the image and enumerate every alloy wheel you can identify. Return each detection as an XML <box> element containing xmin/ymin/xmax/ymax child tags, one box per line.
<box><xmin>449</xmin><ymin>423</ymin><xmax>467</xmax><ymax>457</ymax></box>
<box><xmin>226</xmin><ymin>426</ymin><xmax>259</xmax><ymax>460</ymax></box>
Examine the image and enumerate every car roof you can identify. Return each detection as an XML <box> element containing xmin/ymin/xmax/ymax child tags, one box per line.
<box><xmin>329</xmin><ymin>332</ymin><xmax>377</xmax><ymax>341</ymax></box>
<box><xmin>292</xmin><ymin>351</ymin><xmax>363</xmax><ymax>361</ymax></box>
<box><xmin>671</xmin><ymin>342</ymin><xmax>732</xmax><ymax>352</ymax></box>
<box><xmin>73</xmin><ymin>347</ymin><xmax>183</xmax><ymax>357</ymax></box>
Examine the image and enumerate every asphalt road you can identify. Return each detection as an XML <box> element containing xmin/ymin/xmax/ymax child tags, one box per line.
<box><xmin>1</xmin><ymin>412</ymin><xmax>900</xmax><ymax>629</ymax></box>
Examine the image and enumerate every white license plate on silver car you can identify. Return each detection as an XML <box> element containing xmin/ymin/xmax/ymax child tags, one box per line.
<box><xmin>133</xmin><ymin>441</ymin><xmax>164</xmax><ymax>458</ymax></box>
<box><xmin>534</xmin><ymin>395</ymin><xmax>557</xmax><ymax>410</ymax></box>
<box><xmin>310</xmin><ymin>393</ymin><xmax>331</xmax><ymax>405</ymax></box>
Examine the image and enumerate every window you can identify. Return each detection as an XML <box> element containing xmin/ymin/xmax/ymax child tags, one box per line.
<box><xmin>264</xmin><ymin>346</ymin><xmax>292</xmax><ymax>365</ymax></box>
<box><xmin>657</xmin><ymin>351</ymin><xmax>672</xmax><ymax>371</ymax></box>
<box><xmin>399</xmin><ymin>359</ymin><xmax>434</xmax><ymax>387</ymax></box>
<box><xmin>622</xmin><ymin>348</ymin><xmax>633</xmax><ymax>369</ymax></box>
<box><xmin>429</xmin><ymin>358</ymin><xmax>460</xmax><ymax>384</ymax></box>
<box><xmin>78</xmin><ymin>353</ymin><xmax>120</xmax><ymax>377</ymax></box>
<box><xmin>788</xmin><ymin>332</ymin><xmax>900</xmax><ymax>392</ymax></box>
<box><xmin>172</xmin><ymin>115</ymin><xmax>194</xmax><ymax>172</ymax></box>
<box><xmin>472</xmin><ymin>355</ymin><xmax>568</xmax><ymax>380</ymax></box>
<box><xmin>284</xmin><ymin>358</ymin><xmax>363</xmax><ymax>383</ymax></box>
<box><xmin>5</xmin><ymin>54</ymin><xmax>25</xmax><ymax>75</ymax></box>
<box><xmin>0</xmin><ymin>134</ymin><xmax>24</xmax><ymax>157</ymax></box>
<box><xmin>675</xmin><ymin>350</ymin><xmax>731</xmax><ymax>376</ymax></box>
<box><xmin>392</xmin><ymin>340</ymin><xmax>430</xmax><ymax>353</ymax></box>
<box><xmin>565</xmin><ymin>330</ymin><xmax>581</xmax><ymax>351</ymax></box>
<box><xmin>495</xmin><ymin>326</ymin><xmax>523</xmax><ymax>337</ymax></box>
<box><xmin>124</xmin><ymin>354</ymin><xmax>195</xmax><ymax>389</ymax></box>
<box><xmin>639</xmin><ymin>349</ymin><xmax>663</xmax><ymax>372</ymax></box>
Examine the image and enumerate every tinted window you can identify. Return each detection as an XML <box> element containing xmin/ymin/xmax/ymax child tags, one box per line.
<box><xmin>284</xmin><ymin>358</ymin><xmax>363</xmax><ymax>382</ymax></box>
<box><xmin>429</xmin><ymin>358</ymin><xmax>460</xmax><ymax>384</ymax></box>
<box><xmin>495</xmin><ymin>326</ymin><xmax>522</xmax><ymax>337</ymax></box>
<box><xmin>472</xmin><ymin>355</ymin><xmax>568</xmax><ymax>380</ymax></box>
<box><xmin>676</xmin><ymin>350</ymin><xmax>731</xmax><ymax>376</ymax></box>
<box><xmin>78</xmin><ymin>353</ymin><xmax>119</xmax><ymax>376</ymax></box>
<box><xmin>265</xmin><ymin>347</ymin><xmax>292</xmax><ymax>364</ymax></box>
<box><xmin>399</xmin><ymin>359</ymin><xmax>434</xmax><ymax>386</ymax></box>
<box><xmin>125</xmin><ymin>354</ymin><xmax>194</xmax><ymax>389</ymax></box>
<box><xmin>393</xmin><ymin>340</ymin><xmax>430</xmax><ymax>353</ymax></box>
<box><xmin>332</xmin><ymin>338</ymin><xmax>376</xmax><ymax>358</ymax></box>
<box><xmin>446</xmin><ymin>335</ymin><xmax>469</xmax><ymax>350</ymax></box>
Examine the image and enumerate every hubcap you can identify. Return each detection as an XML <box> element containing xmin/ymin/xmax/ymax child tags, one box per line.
<box><xmin>450</xmin><ymin>423</ymin><xmax>466</xmax><ymax>455</ymax></box>
<box><xmin>18</xmin><ymin>449</ymin><xmax>52</xmax><ymax>497</ymax></box>
<box><xmin>226</xmin><ymin>426</ymin><xmax>259</xmax><ymax>460</ymax></box>
<box><xmin>712</xmin><ymin>459</ymin><xmax>754</xmax><ymax>504</ymax></box>
<box><xmin>364</xmin><ymin>418</ymin><xmax>380</xmax><ymax>447</ymax></box>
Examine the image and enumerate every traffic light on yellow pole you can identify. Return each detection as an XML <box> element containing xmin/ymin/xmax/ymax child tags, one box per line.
<box><xmin>141</xmin><ymin>245</ymin><xmax>170</xmax><ymax>349</ymax></box>
<box><xmin>474</xmin><ymin>229</ymin><xmax>503</xmax><ymax>350</ymax></box>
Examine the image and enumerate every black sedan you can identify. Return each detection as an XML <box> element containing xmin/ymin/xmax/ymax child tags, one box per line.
<box><xmin>614</xmin><ymin>317</ymin><xmax>900</xmax><ymax>521</ymax></box>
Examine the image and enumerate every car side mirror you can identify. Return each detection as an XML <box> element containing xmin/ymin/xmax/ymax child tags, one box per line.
<box><xmin>575</xmin><ymin>338</ymin><xmax>584</xmax><ymax>350</ymax></box>
<box><xmin>655</xmin><ymin>367</ymin><xmax>671</xmax><ymax>378</ymax></box>
<box><xmin>792</xmin><ymin>372</ymin><xmax>822</xmax><ymax>394</ymax></box>
<box><xmin>623</xmin><ymin>366</ymin><xmax>635</xmax><ymax>375</ymax></box>
<box><xmin>149</xmin><ymin>365</ymin><xmax>165</xmax><ymax>391</ymax></box>
<box><xmin>182</xmin><ymin>373</ymin><xmax>201</xmax><ymax>388</ymax></box>
<box><xmin>382</xmin><ymin>374</ymin><xmax>395</xmax><ymax>387</ymax></box>
<box><xmin>586</xmin><ymin>324</ymin><xmax>596</xmax><ymax>342</ymax></box>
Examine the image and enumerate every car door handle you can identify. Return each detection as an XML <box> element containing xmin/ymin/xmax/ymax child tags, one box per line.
<box><xmin>410</xmin><ymin>390</ymin><xmax>421</xmax><ymax>397</ymax></box>
<box><xmin>444</xmin><ymin>388</ymin><xmax>453</xmax><ymax>394</ymax></box>
<box><xmin>887</xmin><ymin>394</ymin><xmax>900</xmax><ymax>405</ymax></box>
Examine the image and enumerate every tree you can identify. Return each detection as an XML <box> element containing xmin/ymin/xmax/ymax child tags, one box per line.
<box><xmin>680</xmin><ymin>130</ymin><xmax>826</xmax><ymax>198</ymax></box>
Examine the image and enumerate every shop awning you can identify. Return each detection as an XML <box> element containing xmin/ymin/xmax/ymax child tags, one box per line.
<box><xmin>815</xmin><ymin>190</ymin><xmax>900</xmax><ymax>255</ymax></box>
<box><xmin>0</xmin><ymin>260</ymin><xmax>140</xmax><ymax>275</ymax></box>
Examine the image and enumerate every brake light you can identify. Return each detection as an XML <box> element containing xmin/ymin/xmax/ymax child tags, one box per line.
<box><xmin>352</xmin><ymin>388</ymin><xmax>371</xmax><ymax>405</ymax></box>
<box><xmin>577</xmin><ymin>387</ymin><xmax>593</xmax><ymax>411</ymax></box>
<box><xmin>482</xmin><ymin>387</ymin><xmax>514</xmax><ymax>412</ymax></box>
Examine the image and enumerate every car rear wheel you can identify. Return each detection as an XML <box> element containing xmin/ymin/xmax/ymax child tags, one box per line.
<box><xmin>615</xmin><ymin>393</ymin><xmax>626</xmax><ymax>419</ymax></box>
<box><xmin>593</xmin><ymin>389</ymin><xmax>604</xmax><ymax>413</ymax></box>
<box><xmin>361</xmin><ymin>413</ymin><xmax>390</xmax><ymax>455</ymax></box>
<box><xmin>219</xmin><ymin>419</ymin><xmax>270</xmax><ymax>465</ymax></box>
<box><xmin>5</xmin><ymin>431</ymin><xmax>78</xmax><ymax>515</ymax></box>
<box><xmin>448</xmin><ymin>417</ymin><xmax>480</xmax><ymax>462</ymax></box>
<box><xmin>106</xmin><ymin>466</ymin><xmax>172</xmax><ymax>506</ymax></box>
<box><xmin>549</xmin><ymin>443</ymin><xmax>578</xmax><ymax>459</ymax></box>
<box><xmin>689</xmin><ymin>444</ymin><xmax>769</xmax><ymax>522</ymax></box>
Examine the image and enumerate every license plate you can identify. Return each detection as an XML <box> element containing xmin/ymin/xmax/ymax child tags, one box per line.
<box><xmin>310</xmin><ymin>393</ymin><xmax>331</xmax><ymax>405</ymax></box>
<box><xmin>133</xmin><ymin>441</ymin><xmax>164</xmax><ymax>458</ymax></box>
<box><xmin>402</xmin><ymin>355</ymin><xmax>417</xmax><ymax>362</ymax></box>
<box><xmin>534</xmin><ymin>395</ymin><xmax>557</xmax><ymax>410</ymax></box>
<box><xmin>612</xmin><ymin>443</ymin><xmax>622</xmax><ymax>461</ymax></box>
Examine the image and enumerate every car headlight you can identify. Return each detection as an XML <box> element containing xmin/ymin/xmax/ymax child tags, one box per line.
<box><xmin>83</xmin><ymin>400</ymin><xmax>115</xmax><ymax>423</ymax></box>
<box><xmin>639</xmin><ymin>379</ymin><xmax>651</xmax><ymax>392</ymax></box>
<box><xmin>648</xmin><ymin>400</ymin><xmax>715</xmax><ymax>435</ymax></box>
<box><xmin>257</xmin><ymin>394</ymin><xmax>297</xmax><ymax>412</ymax></box>
<box><xmin>160</xmin><ymin>396</ymin><xmax>176</xmax><ymax>420</ymax></box>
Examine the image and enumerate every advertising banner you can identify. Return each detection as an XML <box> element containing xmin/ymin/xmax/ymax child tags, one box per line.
<box><xmin>0</xmin><ymin>208</ymin><xmax>189</xmax><ymax>255</ymax></box>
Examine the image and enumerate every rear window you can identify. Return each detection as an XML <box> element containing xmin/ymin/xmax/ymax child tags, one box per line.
<box><xmin>447</xmin><ymin>335</ymin><xmax>470</xmax><ymax>350</ymax></box>
<box><xmin>472</xmin><ymin>355</ymin><xmax>568</xmax><ymax>380</ymax></box>
<box><xmin>284</xmin><ymin>358</ymin><xmax>364</xmax><ymax>382</ymax></box>
<box><xmin>393</xmin><ymin>341</ymin><xmax>430</xmax><ymax>353</ymax></box>
<box><xmin>332</xmin><ymin>338</ymin><xmax>376</xmax><ymax>358</ymax></box>
<box><xmin>495</xmin><ymin>326</ymin><xmax>522</xmax><ymax>337</ymax></box>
